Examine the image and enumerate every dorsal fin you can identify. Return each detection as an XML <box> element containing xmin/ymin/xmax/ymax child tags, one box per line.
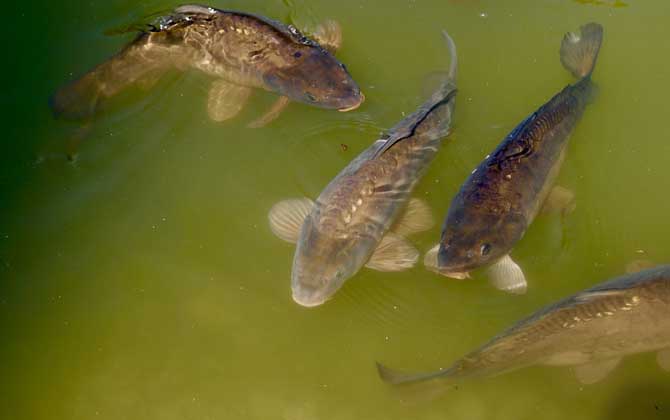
<box><xmin>372</xmin><ymin>31</ymin><xmax>457</xmax><ymax>158</ymax></box>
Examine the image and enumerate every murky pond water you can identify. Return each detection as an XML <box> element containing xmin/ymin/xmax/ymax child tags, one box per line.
<box><xmin>2</xmin><ymin>0</ymin><xmax>670</xmax><ymax>419</ymax></box>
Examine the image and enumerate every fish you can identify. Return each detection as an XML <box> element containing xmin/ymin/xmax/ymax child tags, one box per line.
<box><xmin>50</xmin><ymin>4</ymin><xmax>363</xmax><ymax>127</ymax></box>
<box><xmin>268</xmin><ymin>31</ymin><xmax>458</xmax><ymax>307</ymax></box>
<box><xmin>425</xmin><ymin>23</ymin><xmax>604</xmax><ymax>293</ymax></box>
<box><xmin>378</xmin><ymin>265</ymin><xmax>670</xmax><ymax>385</ymax></box>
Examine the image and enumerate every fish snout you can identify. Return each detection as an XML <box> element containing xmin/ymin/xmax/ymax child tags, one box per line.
<box><xmin>291</xmin><ymin>284</ymin><xmax>328</xmax><ymax>308</ymax></box>
<box><xmin>338</xmin><ymin>91</ymin><xmax>365</xmax><ymax>112</ymax></box>
<box><xmin>436</xmin><ymin>243</ymin><xmax>473</xmax><ymax>277</ymax></box>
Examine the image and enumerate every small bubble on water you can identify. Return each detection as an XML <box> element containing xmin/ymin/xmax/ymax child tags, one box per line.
<box><xmin>479</xmin><ymin>12</ymin><xmax>488</xmax><ymax>18</ymax></box>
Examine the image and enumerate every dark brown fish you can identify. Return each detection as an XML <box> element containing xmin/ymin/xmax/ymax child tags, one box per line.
<box><xmin>50</xmin><ymin>4</ymin><xmax>363</xmax><ymax>127</ymax></box>
<box><xmin>379</xmin><ymin>265</ymin><xmax>670</xmax><ymax>385</ymax></box>
<box><xmin>426</xmin><ymin>23</ymin><xmax>603</xmax><ymax>293</ymax></box>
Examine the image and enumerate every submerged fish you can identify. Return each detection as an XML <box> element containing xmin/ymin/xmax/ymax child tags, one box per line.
<box><xmin>425</xmin><ymin>23</ymin><xmax>604</xmax><ymax>293</ymax></box>
<box><xmin>50</xmin><ymin>4</ymin><xmax>363</xmax><ymax>127</ymax></box>
<box><xmin>378</xmin><ymin>265</ymin><xmax>670</xmax><ymax>385</ymax></box>
<box><xmin>268</xmin><ymin>31</ymin><xmax>458</xmax><ymax>307</ymax></box>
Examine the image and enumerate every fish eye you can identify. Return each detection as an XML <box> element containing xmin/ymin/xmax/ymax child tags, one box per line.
<box><xmin>293</xmin><ymin>51</ymin><xmax>302</xmax><ymax>58</ymax></box>
<box><xmin>480</xmin><ymin>243</ymin><xmax>492</xmax><ymax>256</ymax></box>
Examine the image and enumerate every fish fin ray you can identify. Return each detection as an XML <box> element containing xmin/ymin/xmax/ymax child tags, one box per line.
<box><xmin>541</xmin><ymin>185</ymin><xmax>576</xmax><ymax>216</ymax></box>
<box><xmin>423</xmin><ymin>243</ymin><xmax>440</xmax><ymax>273</ymax></box>
<box><xmin>248</xmin><ymin>96</ymin><xmax>291</xmax><ymax>128</ymax></box>
<box><xmin>268</xmin><ymin>198</ymin><xmax>314</xmax><ymax>243</ymax></box>
<box><xmin>207</xmin><ymin>80</ymin><xmax>251</xmax><ymax>122</ymax></box>
<box><xmin>657</xmin><ymin>349</ymin><xmax>670</xmax><ymax>372</ymax></box>
<box><xmin>487</xmin><ymin>255</ymin><xmax>527</xmax><ymax>294</ymax></box>
<box><xmin>574</xmin><ymin>358</ymin><xmax>621</xmax><ymax>384</ymax></box>
<box><xmin>392</xmin><ymin>198</ymin><xmax>434</xmax><ymax>236</ymax></box>
<box><xmin>376</xmin><ymin>362</ymin><xmax>450</xmax><ymax>385</ymax></box>
<box><xmin>560</xmin><ymin>22</ymin><xmax>603</xmax><ymax>78</ymax></box>
<box><xmin>366</xmin><ymin>233</ymin><xmax>418</xmax><ymax>272</ymax></box>
<box><xmin>312</xmin><ymin>20</ymin><xmax>342</xmax><ymax>53</ymax></box>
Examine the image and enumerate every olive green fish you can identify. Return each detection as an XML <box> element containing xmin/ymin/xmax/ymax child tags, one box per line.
<box><xmin>268</xmin><ymin>31</ymin><xmax>457</xmax><ymax>307</ymax></box>
<box><xmin>425</xmin><ymin>23</ymin><xmax>603</xmax><ymax>293</ymax></box>
<box><xmin>378</xmin><ymin>265</ymin><xmax>670</xmax><ymax>385</ymax></box>
<box><xmin>50</xmin><ymin>4</ymin><xmax>363</xmax><ymax>127</ymax></box>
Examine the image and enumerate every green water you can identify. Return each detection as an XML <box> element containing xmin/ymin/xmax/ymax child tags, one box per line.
<box><xmin>2</xmin><ymin>0</ymin><xmax>670</xmax><ymax>419</ymax></box>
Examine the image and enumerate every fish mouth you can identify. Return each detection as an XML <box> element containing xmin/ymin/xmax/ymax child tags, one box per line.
<box><xmin>337</xmin><ymin>92</ymin><xmax>365</xmax><ymax>112</ymax></box>
<box><xmin>292</xmin><ymin>289</ymin><xmax>328</xmax><ymax>308</ymax></box>
<box><xmin>435</xmin><ymin>268</ymin><xmax>470</xmax><ymax>280</ymax></box>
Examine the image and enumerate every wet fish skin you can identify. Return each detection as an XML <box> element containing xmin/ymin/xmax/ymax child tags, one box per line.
<box><xmin>378</xmin><ymin>265</ymin><xmax>670</xmax><ymax>384</ymax></box>
<box><xmin>435</xmin><ymin>23</ymin><xmax>603</xmax><ymax>278</ymax></box>
<box><xmin>50</xmin><ymin>5</ymin><xmax>362</xmax><ymax>120</ymax></box>
<box><xmin>270</xmin><ymin>32</ymin><xmax>458</xmax><ymax>307</ymax></box>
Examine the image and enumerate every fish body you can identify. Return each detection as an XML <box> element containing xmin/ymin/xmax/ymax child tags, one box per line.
<box><xmin>428</xmin><ymin>23</ymin><xmax>603</xmax><ymax>293</ymax></box>
<box><xmin>51</xmin><ymin>5</ymin><xmax>362</xmax><ymax>123</ymax></box>
<box><xmin>269</xmin><ymin>32</ymin><xmax>458</xmax><ymax>307</ymax></box>
<box><xmin>379</xmin><ymin>265</ymin><xmax>670</xmax><ymax>384</ymax></box>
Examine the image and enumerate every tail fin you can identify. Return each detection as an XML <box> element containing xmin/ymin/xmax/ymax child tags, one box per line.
<box><xmin>442</xmin><ymin>30</ymin><xmax>457</xmax><ymax>81</ymax></box>
<box><xmin>376</xmin><ymin>362</ymin><xmax>452</xmax><ymax>385</ymax></box>
<box><xmin>50</xmin><ymin>72</ymin><xmax>102</xmax><ymax>120</ymax></box>
<box><xmin>560</xmin><ymin>22</ymin><xmax>603</xmax><ymax>79</ymax></box>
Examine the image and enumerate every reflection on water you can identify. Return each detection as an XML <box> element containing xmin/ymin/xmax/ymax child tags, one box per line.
<box><xmin>2</xmin><ymin>0</ymin><xmax>670</xmax><ymax>419</ymax></box>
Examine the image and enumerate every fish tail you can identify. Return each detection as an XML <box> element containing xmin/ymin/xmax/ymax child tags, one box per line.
<box><xmin>50</xmin><ymin>71</ymin><xmax>103</xmax><ymax>120</ymax></box>
<box><xmin>376</xmin><ymin>361</ymin><xmax>455</xmax><ymax>385</ymax></box>
<box><xmin>560</xmin><ymin>22</ymin><xmax>603</xmax><ymax>79</ymax></box>
<box><xmin>441</xmin><ymin>30</ymin><xmax>457</xmax><ymax>81</ymax></box>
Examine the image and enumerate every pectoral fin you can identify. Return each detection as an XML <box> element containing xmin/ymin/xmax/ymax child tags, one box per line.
<box><xmin>487</xmin><ymin>255</ymin><xmax>527</xmax><ymax>294</ymax></box>
<box><xmin>248</xmin><ymin>96</ymin><xmax>291</xmax><ymax>128</ymax></box>
<box><xmin>312</xmin><ymin>20</ymin><xmax>343</xmax><ymax>53</ymax></box>
<box><xmin>625</xmin><ymin>259</ymin><xmax>655</xmax><ymax>274</ymax></box>
<box><xmin>541</xmin><ymin>185</ymin><xmax>576</xmax><ymax>216</ymax></box>
<box><xmin>392</xmin><ymin>198</ymin><xmax>434</xmax><ymax>236</ymax></box>
<box><xmin>365</xmin><ymin>233</ymin><xmax>418</xmax><ymax>272</ymax></box>
<box><xmin>657</xmin><ymin>349</ymin><xmax>670</xmax><ymax>372</ymax></box>
<box><xmin>207</xmin><ymin>80</ymin><xmax>251</xmax><ymax>122</ymax></box>
<box><xmin>268</xmin><ymin>198</ymin><xmax>314</xmax><ymax>243</ymax></box>
<box><xmin>423</xmin><ymin>244</ymin><xmax>469</xmax><ymax>279</ymax></box>
<box><xmin>574</xmin><ymin>358</ymin><xmax>621</xmax><ymax>384</ymax></box>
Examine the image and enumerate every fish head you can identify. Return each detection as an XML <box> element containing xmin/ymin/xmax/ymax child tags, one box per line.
<box><xmin>262</xmin><ymin>45</ymin><xmax>363</xmax><ymax>112</ymax></box>
<box><xmin>290</xmin><ymin>212</ymin><xmax>373</xmax><ymax>307</ymax></box>
<box><xmin>437</xmin><ymin>205</ymin><xmax>526</xmax><ymax>274</ymax></box>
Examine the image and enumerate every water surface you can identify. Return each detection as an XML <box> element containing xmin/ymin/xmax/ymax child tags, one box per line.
<box><xmin>2</xmin><ymin>0</ymin><xmax>670</xmax><ymax>419</ymax></box>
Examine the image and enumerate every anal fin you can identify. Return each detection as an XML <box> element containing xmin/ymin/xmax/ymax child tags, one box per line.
<box><xmin>365</xmin><ymin>233</ymin><xmax>418</xmax><ymax>272</ymax></box>
<box><xmin>207</xmin><ymin>80</ymin><xmax>251</xmax><ymax>122</ymax></box>
<box><xmin>487</xmin><ymin>255</ymin><xmax>527</xmax><ymax>294</ymax></box>
<box><xmin>574</xmin><ymin>358</ymin><xmax>621</xmax><ymax>384</ymax></box>
<box><xmin>268</xmin><ymin>198</ymin><xmax>314</xmax><ymax>243</ymax></box>
<box><xmin>392</xmin><ymin>198</ymin><xmax>434</xmax><ymax>237</ymax></box>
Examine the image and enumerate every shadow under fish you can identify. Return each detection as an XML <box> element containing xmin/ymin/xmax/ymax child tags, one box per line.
<box><xmin>50</xmin><ymin>4</ymin><xmax>363</xmax><ymax>128</ymax></box>
<box><xmin>378</xmin><ymin>265</ymin><xmax>670</xmax><ymax>386</ymax></box>
<box><xmin>268</xmin><ymin>31</ymin><xmax>458</xmax><ymax>307</ymax></box>
<box><xmin>425</xmin><ymin>22</ymin><xmax>604</xmax><ymax>294</ymax></box>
